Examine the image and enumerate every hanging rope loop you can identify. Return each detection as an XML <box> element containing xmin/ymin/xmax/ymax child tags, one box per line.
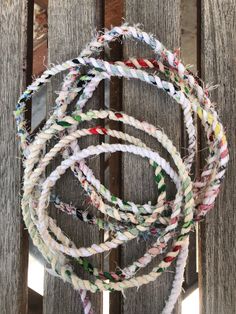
<box><xmin>15</xmin><ymin>24</ymin><xmax>229</xmax><ymax>314</ymax></box>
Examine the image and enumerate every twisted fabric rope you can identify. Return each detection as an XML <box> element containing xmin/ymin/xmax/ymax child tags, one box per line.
<box><xmin>14</xmin><ymin>24</ymin><xmax>229</xmax><ymax>314</ymax></box>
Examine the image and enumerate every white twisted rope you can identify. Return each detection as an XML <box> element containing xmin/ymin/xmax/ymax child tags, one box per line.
<box><xmin>14</xmin><ymin>24</ymin><xmax>229</xmax><ymax>313</ymax></box>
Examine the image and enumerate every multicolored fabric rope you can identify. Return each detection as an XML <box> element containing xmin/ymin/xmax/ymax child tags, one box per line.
<box><xmin>14</xmin><ymin>24</ymin><xmax>229</xmax><ymax>314</ymax></box>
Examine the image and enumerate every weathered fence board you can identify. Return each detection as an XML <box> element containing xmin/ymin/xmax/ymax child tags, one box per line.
<box><xmin>120</xmin><ymin>1</ymin><xmax>182</xmax><ymax>313</ymax></box>
<box><xmin>199</xmin><ymin>1</ymin><xmax>236</xmax><ymax>313</ymax></box>
<box><xmin>43</xmin><ymin>1</ymin><xmax>104</xmax><ymax>313</ymax></box>
<box><xmin>104</xmin><ymin>2</ymin><xmax>124</xmax><ymax>314</ymax></box>
<box><xmin>181</xmin><ymin>0</ymin><xmax>198</xmax><ymax>294</ymax></box>
<box><xmin>0</xmin><ymin>1</ymin><xmax>32</xmax><ymax>313</ymax></box>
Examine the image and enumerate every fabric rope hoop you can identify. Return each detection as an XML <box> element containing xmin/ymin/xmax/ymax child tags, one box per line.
<box><xmin>14</xmin><ymin>24</ymin><xmax>229</xmax><ymax>314</ymax></box>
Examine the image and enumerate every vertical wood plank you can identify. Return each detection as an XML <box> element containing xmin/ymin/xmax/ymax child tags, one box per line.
<box><xmin>120</xmin><ymin>1</ymin><xmax>182</xmax><ymax>313</ymax></box>
<box><xmin>0</xmin><ymin>1</ymin><xmax>32</xmax><ymax>313</ymax></box>
<box><xmin>104</xmin><ymin>1</ymin><xmax>124</xmax><ymax>313</ymax></box>
<box><xmin>181</xmin><ymin>0</ymin><xmax>198</xmax><ymax>293</ymax></box>
<box><xmin>28</xmin><ymin>288</ymin><xmax>43</xmax><ymax>314</ymax></box>
<box><xmin>43</xmin><ymin>1</ymin><xmax>104</xmax><ymax>313</ymax></box>
<box><xmin>199</xmin><ymin>1</ymin><xmax>236</xmax><ymax>313</ymax></box>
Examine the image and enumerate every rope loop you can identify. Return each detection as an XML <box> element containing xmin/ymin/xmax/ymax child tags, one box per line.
<box><xmin>15</xmin><ymin>24</ymin><xmax>228</xmax><ymax>314</ymax></box>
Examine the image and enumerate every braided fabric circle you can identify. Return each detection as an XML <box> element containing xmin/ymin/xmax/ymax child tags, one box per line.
<box><xmin>15</xmin><ymin>24</ymin><xmax>229</xmax><ymax>314</ymax></box>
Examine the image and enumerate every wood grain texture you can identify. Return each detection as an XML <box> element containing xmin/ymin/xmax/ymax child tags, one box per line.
<box><xmin>105</xmin><ymin>0</ymin><xmax>123</xmax><ymax>27</ymax></box>
<box><xmin>0</xmin><ymin>1</ymin><xmax>30</xmax><ymax>313</ymax></box>
<box><xmin>120</xmin><ymin>1</ymin><xmax>182</xmax><ymax>313</ymax></box>
<box><xmin>180</xmin><ymin>0</ymin><xmax>198</xmax><ymax>293</ymax></box>
<box><xmin>33</xmin><ymin>40</ymin><xmax>48</xmax><ymax>76</ymax></box>
<box><xmin>28</xmin><ymin>288</ymin><xmax>43</xmax><ymax>314</ymax></box>
<box><xmin>105</xmin><ymin>2</ymin><xmax>123</xmax><ymax>313</ymax></box>
<box><xmin>199</xmin><ymin>1</ymin><xmax>236</xmax><ymax>313</ymax></box>
<box><xmin>43</xmin><ymin>1</ymin><xmax>104</xmax><ymax>313</ymax></box>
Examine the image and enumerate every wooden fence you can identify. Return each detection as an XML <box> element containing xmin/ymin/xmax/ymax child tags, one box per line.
<box><xmin>0</xmin><ymin>0</ymin><xmax>235</xmax><ymax>313</ymax></box>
